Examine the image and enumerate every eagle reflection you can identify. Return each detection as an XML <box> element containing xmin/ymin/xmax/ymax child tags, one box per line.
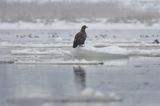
<box><xmin>73</xmin><ymin>66</ymin><xmax>86</xmax><ymax>91</ymax></box>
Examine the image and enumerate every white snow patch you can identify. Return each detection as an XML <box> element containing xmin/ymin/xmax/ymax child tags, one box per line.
<box><xmin>0</xmin><ymin>21</ymin><xmax>160</xmax><ymax>30</ymax></box>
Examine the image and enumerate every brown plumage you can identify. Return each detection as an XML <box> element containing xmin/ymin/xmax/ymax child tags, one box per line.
<box><xmin>73</xmin><ymin>25</ymin><xmax>88</xmax><ymax>48</ymax></box>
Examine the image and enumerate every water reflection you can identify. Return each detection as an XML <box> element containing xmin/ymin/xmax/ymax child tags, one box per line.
<box><xmin>5</xmin><ymin>65</ymin><xmax>109</xmax><ymax>106</ymax></box>
<box><xmin>73</xmin><ymin>66</ymin><xmax>86</xmax><ymax>92</ymax></box>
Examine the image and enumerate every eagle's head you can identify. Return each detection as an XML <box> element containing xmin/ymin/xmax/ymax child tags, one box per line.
<box><xmin>81</xmin><ymin>25</ymin><xmax>88</xmax><ymax>31</ymax></box>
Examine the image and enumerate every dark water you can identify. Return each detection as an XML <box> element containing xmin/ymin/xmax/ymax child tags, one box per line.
<box><xmin>1</xmin><ymin>57</ymin><xmax>160</xmax><ymax>106</ymax></box>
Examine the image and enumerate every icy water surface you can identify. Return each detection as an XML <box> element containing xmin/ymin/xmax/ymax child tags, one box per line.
<box><xmin>1</xmin><ymin>57</ymin><xmax>160</xmax><ymax>106</ymax></box>
<box><xmin>1</xmin><ymin>29</ymin><xmax>160</xmax><ymax>64</ymax></box>
<box><xmin>0</xmin><ymin>29</ymin><xmax>160</xmax><ymax>106</ymax></box>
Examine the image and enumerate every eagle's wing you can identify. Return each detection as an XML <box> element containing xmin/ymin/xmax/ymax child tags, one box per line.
<box><xmin>73</xmin><ymin>31</ymin><xmax>87</xmax><ymax>48</ymax></box>
<box><xmin>73</xmin><ymin>32</ymin><xmax>82</xmax><ymax>48</ymax></box>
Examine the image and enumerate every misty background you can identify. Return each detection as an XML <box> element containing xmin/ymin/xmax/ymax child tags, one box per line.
<box><xmin>0</xmin><ymin>0</ymin><xmax>160</xmax><ymax>26</ymax></box>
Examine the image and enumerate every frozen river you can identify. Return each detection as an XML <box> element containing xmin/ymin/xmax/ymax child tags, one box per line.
<box><xmin>0</xmin><ymin>29</ymin><xmax>160</xmax><ymax>106</ymax></box>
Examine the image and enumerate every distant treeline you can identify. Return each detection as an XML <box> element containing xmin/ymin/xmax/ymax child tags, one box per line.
<box><xmin>0</xmin><ymin>1</ymin><xmax>160</xmax><ymax>25</ymax></box>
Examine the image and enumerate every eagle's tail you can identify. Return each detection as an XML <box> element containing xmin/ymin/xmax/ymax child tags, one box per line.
<box><xmin>73</xmin><ymin>40</ymin><xmax>78</xmax><ymax>48</ymax></box>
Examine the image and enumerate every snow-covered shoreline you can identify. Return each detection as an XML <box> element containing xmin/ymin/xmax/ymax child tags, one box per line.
<box><xmin>0</xmin><ymin>21</ymin><xmax>160</xmax><ymax>30</ymax></box>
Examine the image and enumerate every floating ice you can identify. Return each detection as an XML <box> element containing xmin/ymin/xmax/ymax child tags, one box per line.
<box><xmin>0</xmin><ymin>55</ymin><xmax>15</xmax><ymax>64</ymax></box>
<box><xmin>72</xmin><ymin>46</ymin><xmax>129</xmax><ymax>60</ymax></box>
<box><xmin>11</xmin><ymin>48</ymin><xmax>65</xmax><ymax>55</ymax></box>
<box><xmin>15</xmin><ymin>59</ymin><xmax>104</xmax><ymax>65</ymax></box>
<box><xmin>0</xmin><ymin>42</ymin><xmax>71</xmax><ymax>48</ymax></box>
<box><xmin>81</xmin><ymin>88</ymin><xmax>95</xmax><ymax>96</ymax></box>
<box><xmin>1</xmin><ymin>38</ymin><xmax>160</xmax><ymax>65</ymax></box>
<box><xmin>80</xmin><ymin>88</ymin><xmax>121</xmax><ymax>102</ymax></box>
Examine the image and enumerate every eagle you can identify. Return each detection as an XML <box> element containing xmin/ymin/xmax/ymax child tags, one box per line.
<box><xmin>73</xmin><ymin>25</ymin><xmax>88</xmax><ymax>48</ymax></box>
